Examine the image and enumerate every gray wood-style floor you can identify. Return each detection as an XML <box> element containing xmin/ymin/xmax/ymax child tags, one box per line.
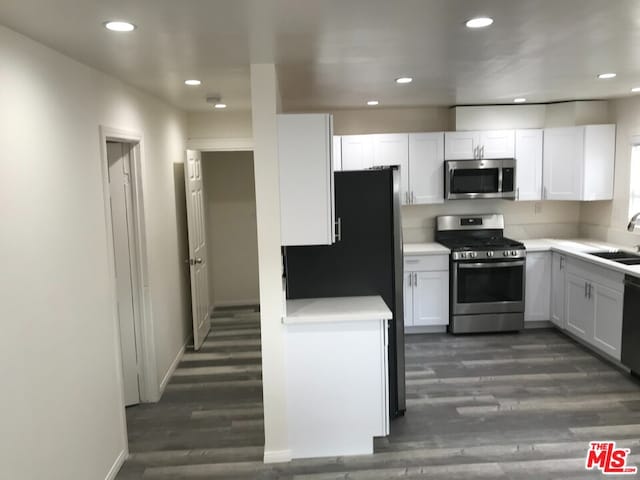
<box><xmin>116</xmin><ymin>312</ymin><xmax>640</xmax><ymax>479</ymax></box>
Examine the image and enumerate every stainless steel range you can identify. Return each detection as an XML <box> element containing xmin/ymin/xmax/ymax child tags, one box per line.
<box><xmin>435</xmin><ymin>214</ymin><xmax>526</xmax><ymax>334</ymax></box>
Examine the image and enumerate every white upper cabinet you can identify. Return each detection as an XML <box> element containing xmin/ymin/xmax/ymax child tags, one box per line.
<box><xmin>480</xmin><ymin>130</ymin><xmax>515</xmax><ymax>158</ymax></box>
<box><xmin>444</xmin><ymin>130</ymin><xmax>514</xmax><ymax>160</ymax></box>
<box><xmin>333</xmin><ymin>136</ymin><xmax>342</xmax><ymax>172</ymax></box>
<box><xmin>341</xmin><ymin>135</ymin><xmax>374</xmax><ymax>171</ymax></box>
<box><xmin>408</xmin><ymin>132</ymin><xmax>445</xmax><ymax>204</ymax></box>
<box><xmin>278</xmin><ymin>113</ymin><xmax>335</xmax><ymax>246</ymax></box>
<box><xmin>371</xmin><ymin>134</ymin><xmax>409</xmax><ymax>202</ymax></box>
<box><xmin>444</xmin><ymin>131</ymin><xmax>481</xmax><ymax>159</ymax></box>
<box><xmin>542</xmin><ymin>125</ymin><xmax>616</xmax><ymax>201</ymax></box>
<box><xmin>515</xmin><ymin>129</ymin><xmax>543</xmax><ymax>201</ymax></box>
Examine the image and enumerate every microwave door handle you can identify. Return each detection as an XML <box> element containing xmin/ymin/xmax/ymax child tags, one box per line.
<box><xmin>498</xmin><ymin>166</ymin><xmax>503</xmax><ymax>193</ymax></box>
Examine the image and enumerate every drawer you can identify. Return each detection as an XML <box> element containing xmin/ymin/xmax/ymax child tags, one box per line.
<box><xmin>404</xmin><ymin>254</ymin><xmax>449</xmax><ymax>272</ymax></box>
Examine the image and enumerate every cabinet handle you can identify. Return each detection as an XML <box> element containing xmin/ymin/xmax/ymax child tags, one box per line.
<box><xmin>584</xmin><ymin>282</ymin><xmax>588</xmax><ymax>298</ymax></box>
<box><xmin>588</xmin><ymin>283</ymin><xmax>592</xmax><ymax>299</ymax></box>
<box><xmin>481</xmin><ymin>145</ymin><xmax>485</xmax><ymax>159</ymax></box>
<box><xmin>412</xmin><ymin>191</ymin><xmax>416</xmax><ymax>204</ymax></box>
<box><xmin>543</xmin><ymin>186</ymin><xmax>547</xmax><ymax>200</ymax></box>
<box><xmin>335</xmin><ymin>217</ymin><xmax>342</xmax><ymax>242</ymax></box>
<box><xmin>414</xmin><ymin>272</ymin><xmax>418</xmax><ymax>286</ymax></box>
<box><xmin>560</xmin><ymin>257</ymin><xmax>564</xmax><ymax>270</ymax></box>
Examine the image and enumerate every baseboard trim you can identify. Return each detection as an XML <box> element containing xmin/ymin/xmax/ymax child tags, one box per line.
<box><xmin>105</xmin><ymin>448</ymin><xmax>128</xmax><ymax>480</ymax></box>
<box><xmin>524</xmin><ymin>320</ymin><xmax>553</xmax><ymax>329</ymax></box>
<box><xmin>405</xmin><ymin>325</ymin><xmax>447</xmax><ymax>334</ymax></box>
<box><xmin>158</xmin><ymin>337</ymin><xmax>189</xmax><ymax>396</ymax></box>
<box><xmin>214</xmin><ymin>299</ymin><xmax>260</xmax><ymax>308</ymax></box>
<box><xmin>263</xmin><ymin>449</ymin><xmax>292</xmax><ymax>464</ymax></box>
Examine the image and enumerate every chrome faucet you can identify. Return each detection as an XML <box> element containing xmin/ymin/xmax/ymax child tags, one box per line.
<box><xmin>628</xmin><ymin>212</ymin><xmax>640</xmax><ymax>232</ymax></box>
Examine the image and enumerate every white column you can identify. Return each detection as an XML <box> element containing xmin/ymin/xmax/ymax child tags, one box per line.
<box><xmin>250</xmin><ymin>63</ymin><xmax>290</xmax><ymax>463</ymax></box>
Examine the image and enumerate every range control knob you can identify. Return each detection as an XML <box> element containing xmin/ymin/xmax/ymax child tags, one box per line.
<box><xmin>470</xmin><ymin>252</ymin><xmax>477</xmax><ymax>258</ymax></box>
<box><xmin>503</xmin><ymin>251</ymin><xmax>509</xmax><ymax>257</ymax></box>
<box><xmin>511</xmin><ymin>250</ymin><xmax>517</xmax><ymax>256</ymax></box>
<box><xmin>487</xmin><ymin>251</ymin><xmax>494</xmax><ymax>257</ymax></box>
<box><xmin>459</xmin><ymin>252</ymin><xmax>467</xmax><ymax>259</ymax></box>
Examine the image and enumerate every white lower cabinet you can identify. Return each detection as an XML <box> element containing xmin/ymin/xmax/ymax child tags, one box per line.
<box><xmin>524</xmin><ymin>252</ymin><xmax>551</xmax><ymax>322</ymax></box>
<box><xmin>550</xmin><ymin>253</ymin><xmax>567</xmax><ymax>328</ymax></box>
<box><xmin>404</xmin><ymin>254</ymin><xmax>449</xmax><ymax>329</ymax></box>
<box><xmin>564</xmin><ymin>258</ymin><xmax>624</xmax><ymax>360</ymax></box>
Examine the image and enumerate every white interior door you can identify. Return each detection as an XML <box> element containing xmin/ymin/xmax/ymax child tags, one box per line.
<box><xmin>184</xmin><ymin>150</ymin><xmax>211</xmax><ymax>350</ymax></box>
<box><xmin>107</xmin><ymin>142</ymin><xmax>140</xmax><ymax>406</ymax></box>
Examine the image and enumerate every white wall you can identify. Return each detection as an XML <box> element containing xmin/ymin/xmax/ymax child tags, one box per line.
<box><xmin>250</xmin><ymin>64</ymin><xmax>290</xmax><ymax>463</ymax></box>
<box><xmin>187</xmin><ymin>110</ymin><xmax>253</xmax><ymax>140</ymax></box>
<box><xmin>202</xmin><ymin>151</ymin><xmax>260</xmax><ymax>307</ymax></box>
<box><xmin>580</xmin><ymin>97</ymin><xmax>640</xmax><ymax>247</ymax></box>
<box><xmin>0</xmin><ymin>25</ymin><xmax>190</xmax><ymax>480</ymax></box>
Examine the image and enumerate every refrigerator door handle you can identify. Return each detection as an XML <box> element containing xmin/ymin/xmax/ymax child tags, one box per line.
<box><xmin>335</xmin><ymin>217</ymin><xmax>342</xmax><ymax>242</ymax></box>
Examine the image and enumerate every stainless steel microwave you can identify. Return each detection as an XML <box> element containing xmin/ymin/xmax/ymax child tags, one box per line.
<box><xmin>445</xmin><ymin>159</ymin><xmax>516</xmax><ymax>200</ymax></box>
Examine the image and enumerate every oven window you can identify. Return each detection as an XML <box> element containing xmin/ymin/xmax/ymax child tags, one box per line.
<box><xmin>451</xmin><ymin>168</ymin><xmax>499</xmax><ymax>194</ymax></box>
<box><xmin>457</xmin><ymin>264</ymin><xmax>523</xmax><ymax>303</ymax></box>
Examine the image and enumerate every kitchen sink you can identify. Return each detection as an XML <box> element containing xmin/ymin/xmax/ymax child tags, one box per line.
<box><xmin>589</xmin><ymin>250</ymin><xmax>640</xmax><ymax>265</ymax></box>
<box><xmin>590</xmin><ymin>250</ymin><xmax>640</xmax><ymax>260</ymax></box>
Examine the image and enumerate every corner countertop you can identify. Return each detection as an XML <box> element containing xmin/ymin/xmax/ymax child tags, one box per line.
<box><xmin>283</xmin><ymin>295</ymin><xmax>392</xmax><ymax>325</ymax></box>
<box><xmin>522</xmin><ymin>238</ymin><xmax>640</xmax><ymax>278</ymax></box>
<box><xmin>404</xmin><ymin>242</ymin><xmax>451</xmax><ymax>255</ymax></box>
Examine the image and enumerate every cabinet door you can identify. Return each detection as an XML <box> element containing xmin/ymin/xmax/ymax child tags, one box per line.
<box><xmin>413</xmin><ymin>271</ymin><xmax>449</xmax><ymax>326</ymax></box>
<box><xmin>565</xmin><ymin>272</ymin><xmax>593</xmax><ymax>342</ymax></box>
<box><xmin>592</xmin><ymin>282</ymin><xmax>623</xmax><ymax>360</ymax></box>
<box><xmin>515</xmin><ymin>129</ymin><xmax>543</xmax><ymax>201</ymax></box>
<box><xmin>524</xmin><ymin>252</ymin><xmax>551</xmax><ymax>322</ymax></box>
<box><xmin>550</xmin><ymin>254</ymin><xmax>566</xmax><ymax>329</ymax></box>
<box><xmin>444</xmin><ymin>131</ymin><xmax>481</xmax><ymax>160</ymax></box>
<box><xmin>341</xmin><ymin>135</ymin><xmax>374</xmax><ymax>171</ymax></box>
<box><xmin>583</xmin><ymin>124</ymin><xmax>616</xmax><ymax>201</ymax></box>
<box><xmin>372</xmin><ymin>134</ymin><xmax>409</xmax><ymax>204</ymax></box>
<box><xmin>404</xmin><ymin>272</ymin><xmax>414</xmax><ymax>327</ymax></box>
<box><xmin>480</xmin><ymin>130</ymin><xmax>515</xmax><ymax>158</ymax></box>
<box><xmin>408</xmin><ymin>132</ymin><xmax>445</xmax><ymax>205</ymax></box>
<box><xmin>333</xmin><ymin>136</ymin><xmax>342</xmax><ymax>172</ymax></box>
<box><xmin>543</xmin><ymin>127</ymin><xmax>585</xmax><ymax>200</ymax></box>
<box><xmin>278</xmin><ymin>114</ymin><xmax>334</xmax><ymax>246</ymax></box>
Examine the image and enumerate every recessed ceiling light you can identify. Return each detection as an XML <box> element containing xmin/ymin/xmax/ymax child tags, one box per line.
<box><xmin>214</xmin><ymin>103</ymin><xmax>227</xmax><ymax>109</ymax></box>
<box><xmin>367</xmin><ymin>100</ymin><xmax>380</xmax><ymax>106</ymax></box>
<box><xmin>513</xmin><ymin>97</ymin><xmax>527</xmax><ymax>103</ymax></box>
<box><xmin>597</xmin><ymin>73</ymin><xmax>617</xmax><ymax>79</ymax></box>
<box><xmin>632</xmin><ymin>87</ymin><xmax>640</xmax><ymax>93</ymax></box>
<box><xmin>465</xmin><ymin>17</ymin><xmax>494</xmax><ymax>28</ymax></box>
<box><xmin>104</xmin><ymin>21</ymin><xmax>136</xmax><ymax>32</ymax></box>
<box><xmin>184</xmin><ymin>79</ymin><xmax>202</xmax><ymax>86</ymax></box>
<box><xmin>395</xmin><ymin>77</ymin><xmax>413</xmax><ymax>84</ymax></box>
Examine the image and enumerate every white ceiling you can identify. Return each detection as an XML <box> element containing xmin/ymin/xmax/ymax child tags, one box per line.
<box><xmin>1</xmin><ymin>0</ymin><xmax>640</xmax><ymax>112</ymax></box>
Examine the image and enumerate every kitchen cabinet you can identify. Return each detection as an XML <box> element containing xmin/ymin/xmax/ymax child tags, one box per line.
<box><xmin>550</xmin><ymin>253</ymin><xmax>567</xmax><ymax>329</ymax></box>
<box><xmin>565</xmin><ymin>257</ymin><xmax>624</xmax><ymax>360</ymax></box>
<box><xmin>333</xmin><ymin>136</ymin><xmax>342</xmax><ymax>171</ymax></box>
<box><xmin>371</xmin><ymin>134</ymin><xmax>409</xmax><ymax>202</ymax></box>
<box><xmin>524</xmin><ymin>252</ymin><xmax>551</xmax><ymax>322</ymax></box>
<box><xmin>542</xmin><ymin>125</ymin><xmax>616</xmax><ymax>201</ymax></box>
<box><xmin>341</xmin><ymin>135</ymin><xmax>374</xmax><ymax>171</ymax></box>
<box><xmin>444</xmin><ymin>130</ymin><xmax>515</xmax><ymax>160</ymax></box>
<box><xmin>408</xmin><ymin>132</ymin><xmax>445</xmax><ymax>204</ymax></box>
<box><xmin>278</xmin><ymin>113</ymin><xmax>335</xmax><ymax>246</ymax></box>
<box><xmin>404</xmin><ymin>254</ymin><xmax>449</xmax><ymax>328</ymax></box>
<box><xmin>515</xmin><ymin>129</ymin><xmax>543</xmax><ymax>201</ymax></box>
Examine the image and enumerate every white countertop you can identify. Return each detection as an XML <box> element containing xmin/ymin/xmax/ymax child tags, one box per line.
<box><xmin>404</xmin><ymin>242</ymin><xmax>450</xmax><ymax>255</ymax></box>
<box><xmin>522</xmin><ymin>238</ymin><xmax>640</xmax><ymax>277</ymax></box>
<box><xmin>283</xmin><ymin>295</ymin><xmax>392</xmax><ymax>325</ymax></box>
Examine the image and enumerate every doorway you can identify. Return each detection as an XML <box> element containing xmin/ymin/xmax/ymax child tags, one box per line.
<box><xmin>107</xmin><ymin>141</ymin><xmax>142</xmax><ymax>406</ymax></box>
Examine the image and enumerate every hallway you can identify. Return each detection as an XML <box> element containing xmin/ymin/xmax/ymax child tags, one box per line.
<box><xmin>116</xmin><ymin>307</ymin><xmax>264</xmax><ymax>479</ymax></box>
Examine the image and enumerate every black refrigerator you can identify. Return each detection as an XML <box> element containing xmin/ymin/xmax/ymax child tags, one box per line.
<box><xmin>283</xmin><ymin>167</ymin><xmax>406</xmax><ymax>418</ymax></box>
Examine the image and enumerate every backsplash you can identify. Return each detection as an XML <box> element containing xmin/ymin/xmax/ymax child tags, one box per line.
<box><xmin>402</xmin><ymin>200</ymin><xmax>582</xmax><ymax>243</ymax></box>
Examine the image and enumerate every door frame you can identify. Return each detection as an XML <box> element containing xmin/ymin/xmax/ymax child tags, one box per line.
<box><xmin>99</xmin><ymin>126</ymin><xmax>160</xmax><ymax>405</ymax></box>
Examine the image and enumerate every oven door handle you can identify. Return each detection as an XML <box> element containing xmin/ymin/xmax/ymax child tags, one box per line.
<box><xmin>457</xmin><ymin>260</ymin><xmax>525</xmax><ymax>269</ymax></box>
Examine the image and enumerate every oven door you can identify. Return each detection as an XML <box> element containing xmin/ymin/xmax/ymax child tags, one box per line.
<box><xmin>452</xmin><ymin>259</ymin><xmax>525</xmax><ymax>315</ymax></box>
